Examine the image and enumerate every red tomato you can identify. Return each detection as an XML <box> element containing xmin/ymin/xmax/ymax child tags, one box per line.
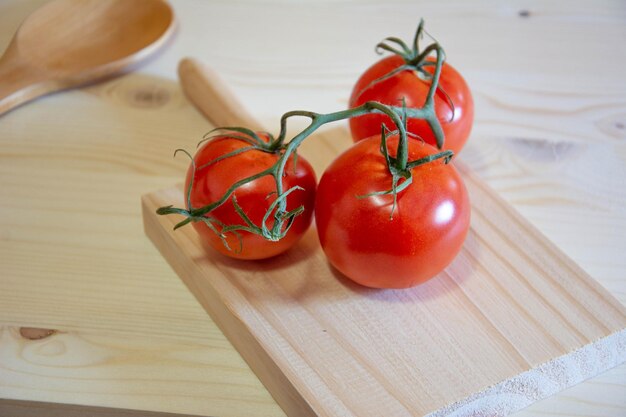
<box><xmin>315</xmin><ymin>135</ymin><xmax>470</xmax><ymax>288</ymax></box>
<box><xmin>185</xmin><ymin>134</ymin><xmax>316</xmax><ymax>260</ymax></box>
<box><xmin>349</xmin><ymin>55</ymin><xmax>473</xmax><ymax>156</ymax></box>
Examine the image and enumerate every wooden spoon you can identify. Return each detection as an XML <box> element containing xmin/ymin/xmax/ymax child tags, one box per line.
<box><xmin>0</xmin><ymin>0</ymin><xmax>175</xmax><ymax>116</ymax></box>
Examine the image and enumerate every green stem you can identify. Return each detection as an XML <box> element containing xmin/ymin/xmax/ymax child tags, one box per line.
<box><xmin>412</xmin><ymin>18</ymin><xmax>425</xmax><ymax>54</ymax></box>
<box><xmin>189</xmin><ymin>166</ymin><xmax>275</xmax><ymax>218</ymax></box>
<box><xmin>276</xmin><ymin>101</ymin><xmax>410</xmax><ymax>182</ymax></box>
<box><xmin>158</xmin><ymin>99</ymin><xmax>444</xmax><ymax>242</ymax></box>
<box><xmin>157</xmin><ymin>18</ymin><xmax>453</xmax><ymax>249</ymax></box>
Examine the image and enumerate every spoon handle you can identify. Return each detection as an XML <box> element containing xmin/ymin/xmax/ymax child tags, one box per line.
<box><xmin>0</xmin><ymin>50</ymin><xmax>47</xmax><ymax>116</ymax></box>
<box><xmin>178</xmin><ymin>58</ymin><xmax>264</xmax><ymax>131</ymax></box>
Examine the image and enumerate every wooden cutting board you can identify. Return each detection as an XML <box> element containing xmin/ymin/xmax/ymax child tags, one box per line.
<box><xmin>142</xmin><ymin>64</ymin><xmax>626</xmax><ymax>417</ymax></box>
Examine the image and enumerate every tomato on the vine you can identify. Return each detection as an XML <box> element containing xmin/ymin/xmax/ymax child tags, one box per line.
<box><xmin>315</xmin><ymin>135</ymin><xmax>470</xmax><ymax>288</ymax></box>
<box><xmin>349</xmin><ymin>55</ymin><xmax>473</xmax><ymax>156</ymax></box>
<box><xmin>185</xmin><ymin>134</ymin><xmax>316</xmax><ymax>260</ymax></box>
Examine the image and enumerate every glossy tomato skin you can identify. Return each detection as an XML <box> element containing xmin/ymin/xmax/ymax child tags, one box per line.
<box><xmin>185</xmin><ymin>135</ymin><xmax>316</xmax><ymax>260</ymax></box>
<box><xmin>349</xmin><ymin>55</ymin><xmax>474</xmax><ymax>156</ymax></box>
<box><xmin>315</xmin><ymin>135</ymin><xmax>470</xmax><ymax>288</ymax></box>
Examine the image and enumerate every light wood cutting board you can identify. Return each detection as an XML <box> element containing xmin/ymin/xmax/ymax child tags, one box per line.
<box><xmin>142</xmin><ymin>70</ymin><xmax>626</xmax><ymax>416</ymax></box>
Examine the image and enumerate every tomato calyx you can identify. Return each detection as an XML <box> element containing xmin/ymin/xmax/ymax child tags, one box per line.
<box><xmin>197</xmin><ymin>126</ymin><xmax>285</xmax><ymax>153</ymax></box>
<box><xmin>374</xmin><ymin>19</ymin><xmax>435</xmax><ymax>68</ymax></box>
<box><xmin>356</xmin><ymin>124</ymin><xmax>454</xmax><ymax>218</ymax></box>
<box><xmin>356</xmin><ymin>19</ymin><xmax>456</xmax><ymax>145</ymax></box>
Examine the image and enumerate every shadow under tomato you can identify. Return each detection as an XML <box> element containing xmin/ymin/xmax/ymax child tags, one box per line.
<box><xmin>196</xmin><ymin>222</ymin><xmax>481</xmax><ymax>307</ymax></box>
<box><xmin>193</xmin><ymin>197</ymin><xmax>480</xmax><ymax>311</ymax></box>
<box><xmin>199</xmin><ymin>227</ymin><xmax>319</xmax><ymax>273</ymax></box>
<box><xmin>324</xmin><ymin>262</ymin><xmax>449</xmax><ymax>303</ymax></box>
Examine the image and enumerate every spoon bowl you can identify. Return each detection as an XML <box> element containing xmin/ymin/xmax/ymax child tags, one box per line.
<box><xmin>0</xmin><ymin>0</ymin><xmax>175</xmax><ymax>115</ymax></box>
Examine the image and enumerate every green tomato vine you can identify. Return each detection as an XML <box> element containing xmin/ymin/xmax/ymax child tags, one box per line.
<box><xmin>157</xmin><ymin>21</ymin><xmax>453</xmax><ymax>249</ymax></box>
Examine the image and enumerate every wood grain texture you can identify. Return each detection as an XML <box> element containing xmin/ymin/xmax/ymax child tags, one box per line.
<box><xmin>1</xmin><ymin>0</ymin><xmax>625</xmax><ymax>416</ymax></box>
<box><xmin>0</xmin><ymin>326</ymin><xmax>283</xmax><ymax>417</ymax></box>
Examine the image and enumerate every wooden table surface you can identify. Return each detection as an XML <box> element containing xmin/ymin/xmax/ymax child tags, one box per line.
<box><xmin>1</xmin><ymin>0</ymin><xmax>625</xmax><ymax>416</ymax></box>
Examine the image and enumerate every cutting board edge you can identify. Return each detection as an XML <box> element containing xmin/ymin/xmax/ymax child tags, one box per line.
<box><xmin>427</xmin><ymin>329</ymin><xmax>626</xmax><ymax>416</ymax></box>
<box><xmin>141</xmin><ymin>192</ymin><xmax>320</xmax><ymax>417</ymax></box>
